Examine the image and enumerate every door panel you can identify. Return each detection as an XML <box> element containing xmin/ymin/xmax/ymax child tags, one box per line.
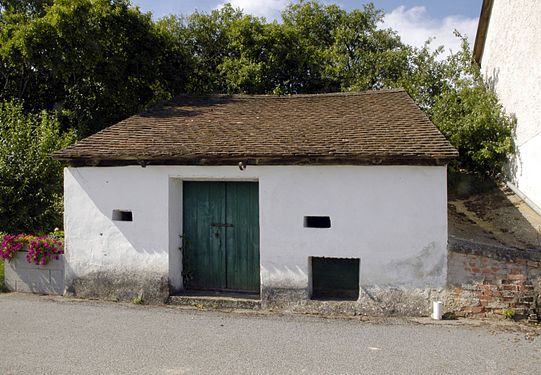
<box><xmin>225</xmin><ymin>182</ymin><xmax>260</xmax><ymax>292</ymax></box>
<box><xmin>182</xmin><ymin>181</ymin><xmax>260</xmax><ymax>293</ymax></box>
<box><xmin>183</xmin><ymin>181</ymin><xmax>226</xmax><ymax>290</ymax></box>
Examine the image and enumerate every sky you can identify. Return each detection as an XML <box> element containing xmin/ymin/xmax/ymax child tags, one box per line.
<box><xmin>131</xmin><ymin>0</ymin><xmax>482</xmax><ymax>55</ymax></box>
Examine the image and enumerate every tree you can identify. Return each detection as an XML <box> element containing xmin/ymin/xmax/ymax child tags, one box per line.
<box><xmin>0</xmin><ymin>0</ymin><xmax>191</xmax><ymax>137</ymax></box>
<box><xmin>0</xmin><ymin>0</ymin><xmax>517</xmax><ymax>180</ymax></box>
<box><xmin>178</xmin><ymin>1</ymin><xmax>413</xmax><ymax>95</ymax></box>
<box><xmin>391</xmin><ymin>41</ymin><xmax>449</xmax><ymax>114</ymax></box>
<box><xmin>0</xmin><ymin>101</ymin><xmax>75</xmax><ymax>233</ymax></box>
<box><xmin>430</xmin><ymin>36</ymin><xmax>515</xmax><ymax>175</ymax></box>
<box><xmin>0</xmin><ymin>0</ymin><xmax>53</xmax><ymax>18</ymax></box>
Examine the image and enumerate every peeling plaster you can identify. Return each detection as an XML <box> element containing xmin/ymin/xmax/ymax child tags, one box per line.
<box><xmin>367</xmin><ymin>242</ymin><xmax>447</xmax><ymax>288</ymax></box>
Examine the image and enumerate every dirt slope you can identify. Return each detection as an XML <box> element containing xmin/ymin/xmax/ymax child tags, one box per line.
<box><xmin>448</xmin><ymin>173</ymin><xmax>541</xmax><ymax>250</ymax></box>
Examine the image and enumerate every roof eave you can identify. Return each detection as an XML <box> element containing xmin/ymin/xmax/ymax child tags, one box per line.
<box><xmin>53</xmin><ymin>154</ymin><xmax>457</xmax><ymax>168</ymax></box>
<box><xmin>473</xmin><ymin>0</ymin><xmax>495</xmax><ymax>65</ymax></box>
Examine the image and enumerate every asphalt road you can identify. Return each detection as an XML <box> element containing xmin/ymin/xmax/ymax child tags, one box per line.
<box><xmin>0</xmin><ymin>293</ymin><xmax>540</xmax><ymax>375</ymax></box>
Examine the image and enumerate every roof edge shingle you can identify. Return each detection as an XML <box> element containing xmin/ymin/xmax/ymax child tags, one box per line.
<box><xmin>52</xmin><ymin>154</ymin><xmax>456</xmax><ymax>167</ymax></box>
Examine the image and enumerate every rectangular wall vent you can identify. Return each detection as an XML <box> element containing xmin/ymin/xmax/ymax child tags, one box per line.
<box><xmin>112</xmin><ymin>210</ymin><xmax>133</xmax><ymax>222</ymax></box>
<box><xmin>304</xmin><ymin>216</ymin><xmax>331</xmax><ymax>228</ymax></box>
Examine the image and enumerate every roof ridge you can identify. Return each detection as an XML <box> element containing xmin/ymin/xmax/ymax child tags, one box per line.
<box><xmin>230</xmin><ymin>89</ymin><xmax>406</xmax><ymax>99</ymax></box>
<box><xmin>171</xmin><ymin>89</ymin><xmax>406</xmax><ymax>101</ymax></box>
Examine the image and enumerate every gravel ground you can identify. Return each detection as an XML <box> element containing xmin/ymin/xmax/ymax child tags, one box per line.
<box><xmin>1</xmin><ymin>293</ymin><xmax>540</xmax><ymax>375</ymax></box>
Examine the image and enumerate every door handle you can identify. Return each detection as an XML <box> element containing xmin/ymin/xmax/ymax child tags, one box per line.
<box><xmin>210</xmin><ymin>223</ymin><xmax>234</xmax><ymax>227</ymax></box>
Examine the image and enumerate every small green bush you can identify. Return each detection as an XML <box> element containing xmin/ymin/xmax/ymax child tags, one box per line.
<box><xmin>503</xmin><ymin>309</ymin><xmax>515</xmax><ymax>319</ymax></box>
<box><xmin>132</xmin><ymin>296</ymin><xmax>144</xmax><ymax>305</ymax></box>
<box><xmin>0</xmin><ymin>101</ymin><xmax>75</xmax><ymax>233</ymax></box>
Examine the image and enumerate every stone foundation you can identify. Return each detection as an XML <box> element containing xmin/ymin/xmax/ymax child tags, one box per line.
<box><xmin>261</xmin><ymin>287</ymin><xmax>309</xmax><ymax>308</ymax></box>
<box><xmin>260</xmin><ymin>286</ymin><xmax>444</xmax><ymax>317</ymax></box>
<box><xmin>43</xmin><ymin>236</ymin><xmax>541</xmax><ymax>321</ymax></box>
<box><xmin>65</xmin><ymin>271</ymin><xmax>169</xmax><ymax>304</ymax></box>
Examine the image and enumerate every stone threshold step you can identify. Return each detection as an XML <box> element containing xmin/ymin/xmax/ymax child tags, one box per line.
<box><xmin>168</xmin><ymin>295</ymin><xmax>261</xmax><ymax>310</ymax></box>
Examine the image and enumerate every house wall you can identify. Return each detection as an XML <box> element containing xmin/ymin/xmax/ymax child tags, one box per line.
<box><xmin>64</xmin><ymin>165</ymin><xmax>448</xmax><ymax>306</ymax></box>
<box><xmin>480</xmin><ymin>0</ymin><xmax>541</xmax><ymax>210</ymax></box>
<box><xmin>64</xmin><ymin>167</ymin><xmax>171</xmax><ymax>303</ymax></box>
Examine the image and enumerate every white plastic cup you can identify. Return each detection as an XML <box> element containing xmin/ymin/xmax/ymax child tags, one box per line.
<box><xmin>432</xmin><ymin>301</ymin><xmax>443</xmax><ymax>320</ymax></box>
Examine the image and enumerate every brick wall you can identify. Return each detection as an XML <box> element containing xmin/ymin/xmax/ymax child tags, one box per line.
<box><xmin>447</xmin><ymin>237</ymin><xmax>541</xmax><ymax>321</ymax></box>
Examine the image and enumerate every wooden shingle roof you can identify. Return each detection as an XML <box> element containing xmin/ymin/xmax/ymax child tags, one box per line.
<box><xmin>52</xmin><ymin>89</ymin><xmax>458</xmax><ymax>166</ymax></box>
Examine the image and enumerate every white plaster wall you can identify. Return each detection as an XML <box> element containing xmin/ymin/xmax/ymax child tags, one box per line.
<box><xmin>64</xmin><ymin>167</ymin><xmax>171</xmax><ymax>287</ymax></box>
<box><xmin>257</xmin><ymin>166</ymin><xmax>448</xmax><ymax>290</ymax></box>
<box><xmin>64</xmin><ymin>165</ymin><xmax>448</xmax><ymax>294</ymax></box>
<box><xmin>481</xmin><ymin>0</ymin><xmax>541</xmax><ymax>209</ymax></box>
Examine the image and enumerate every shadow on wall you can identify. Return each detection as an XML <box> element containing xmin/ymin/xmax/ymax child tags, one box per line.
<box><xmin>484</xmin><ymin>67</ymin><xmax>500</xmax><ymax>92</ymax></box>
<box><xmin>4</xmin><ymin>260</ymin><xmax>63</xmax><ymax>295</ymax></box>
<box><xmin>484</xmin><ymin>67</ymin><xmax>521</xmax><ymax>187</ymax></box>
<box><xmin>506</xmin><ymin>118</ymin><xmax>521</xmax><ymax>188</ymax></box>
<box><xmin>69</xmin><ymin>169</ymin><xmax>164</xmax><ymax>257</ymax></box>
<box><xmin>65</xmin><ymin>169</ymin><xmax>173</xmax><ymax>303</ymax></box>
<box><xmin>448</xmin><ymin>171</ymin><xmax>541</xmax><ymax>250</ymax></box>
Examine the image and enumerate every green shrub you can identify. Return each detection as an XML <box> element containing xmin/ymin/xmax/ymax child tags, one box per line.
<box><xmin>0</xmin><ymin>101</ymin><xmax>75</xmax><ymax>233</ymax></box>
<box><xmin>132</xmin><ymin>295</ymin><xmax>144</xmax><ymax>305</ymax></box>
<box><xmin>432</xmin><ymin>84</ymin><xmax>515</xmax><ymax>176</ymax></box>
<box><xmin>429</xmin><ymin>35</ymin><xmax>515</xmax><ymax>176</ymax></box>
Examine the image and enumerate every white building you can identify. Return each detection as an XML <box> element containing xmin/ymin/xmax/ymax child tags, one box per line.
<box><xmin>474</xmin><ymin>0</ymin><xmax>541</xmax><ymax>212</ymax></box>
<box><xmin>53</xmin><ymin>90</ymin><xmax>457</xmax><ymax>311</ymax></box>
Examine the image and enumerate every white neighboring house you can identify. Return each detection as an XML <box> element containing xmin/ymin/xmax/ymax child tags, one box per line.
<box><xmin>474</xmin><ymin>0</ymin><xmax>541</xmax><ymax>212</ymax></box>
<box><xmin>53</xmin><ymin>90</ymin><xmax>457</xmax><ymax>310</ymax></box>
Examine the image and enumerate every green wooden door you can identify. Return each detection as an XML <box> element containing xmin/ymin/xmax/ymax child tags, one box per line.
<box><xmin>182</xmin><ymin>181</ymin><xmax>260</xmax><ymax>293</ymax></box>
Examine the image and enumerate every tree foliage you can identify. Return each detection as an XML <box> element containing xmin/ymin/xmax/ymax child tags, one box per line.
<box><xmin>431</xmin><ymin>35</ymin><xmax>515</xmax><ymax>176</ymax></box>
<box><xmin>0</xmin><ymin>0</ymin><xmax>190</xmax><ymax>137</ymax></box>
<box><xmin>176</xmin><ymin>1</ymin><xmax>410</xmax><ymax>95</ymax></box>
<box><xmin>0</xmin><ymin>0</ymin><xmax>517</xmax><ymax>231</ymax></box>
<box><xmin>0</xmin><ymin>101</ymin><xmax>75</xmax><ymax>233</ymax></box>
